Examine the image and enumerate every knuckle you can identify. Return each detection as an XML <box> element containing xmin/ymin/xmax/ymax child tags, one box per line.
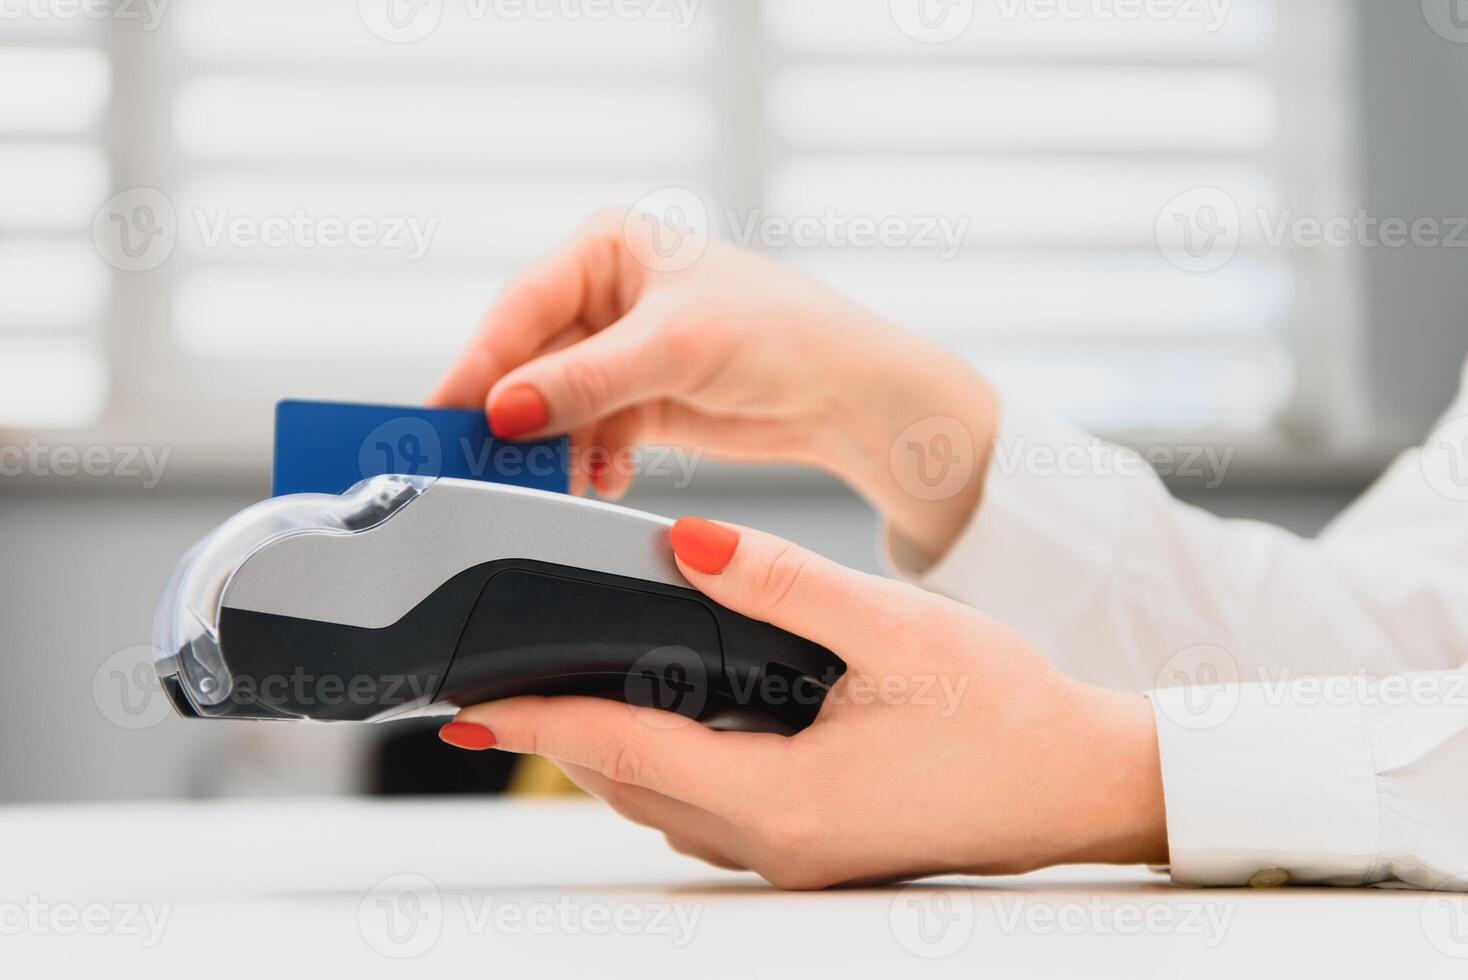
<box><xmin>599</xmin><ymin>739</ymin><xmax>646</xmax><ymax>786</ymax></box>
<box><xmin>587</xmin><ymin>226</ymin><xmax>630</xmax><ymax>275</ymax></box>
<box><xmin>657</xmin><ymin>314</ymin><xmax>706</xmax><ymax>363</ymax></box>
<box><xmin>655</xmin><ymin>311</ymin><xmax>731</xmax><ymax>393</ymax></box>
<box><xmin>501</xmin><ymin>275</ymin><xmax>557</xmax><ymax>321</ymax></box>
<box><xmin>751</xmin><ymin>543</ymin><xmax>810</xmax><ymax>613</ymax></box>
<box><xmin>658</xmin><ymin>304</ymin><xmax>713</xmax><ymax>340</ymax></box>
<box><xmin>561</xmin><ymin>355</ymin><xmax>615</xmax><ymax>414</ymax></box>
<box><xmin>665</xmin><ymin>305</ymin><xmax>723</xmax><ymax>352</ymax></box>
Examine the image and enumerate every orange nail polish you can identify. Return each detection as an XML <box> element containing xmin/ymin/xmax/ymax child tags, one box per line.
<box><xmin>589</xmin><ymin>449</ymin><xmax>608</xmax><ymax>490</ymax></box>
<box><xmin>489</xmin><ymin>385</ymin><xmax>548</xmax><ymax>440</ymax></box>
<box><xmin>439</xmin><ymin>722</ymin><xmax>497</xmax><ymax>750</ymax></box>
<box><xmin>669</xmin><ymin>517</ymin><xmax>740</xmax><ymax>575</ymax></box>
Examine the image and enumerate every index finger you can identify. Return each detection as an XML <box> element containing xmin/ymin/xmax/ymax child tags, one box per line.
<box><xmin>428</xmin><ymin>215</ymin><xmax>630</xmax><ymax>410</ymax></box>
<box><xmin>454</xmin><ymin>695</ymin><xmax>785</xmax><ymax>815</ymax></box>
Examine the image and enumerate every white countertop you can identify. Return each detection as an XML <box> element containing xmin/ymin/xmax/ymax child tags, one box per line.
<box><xmin>0</xmin><ymin>798</ymin><xmax>1456</xmax><ymax>977</ymax></box>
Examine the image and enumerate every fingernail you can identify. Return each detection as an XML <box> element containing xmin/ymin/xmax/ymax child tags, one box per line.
<box><xmin>669</xmin><ymin>516</ymin><xmax>740</xmax><ymax>575</ymax></box>
<box><xmin>489</xmin><ymin>385</ymin><xmax>548</xmax><ymax>440</ymax></box>
<box><xmin>439</xmin><ymin>722</ymin><xmax>497</xmax><ymax>750</ymax></box>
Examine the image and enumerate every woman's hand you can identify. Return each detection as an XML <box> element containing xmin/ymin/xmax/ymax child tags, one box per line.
<box><xmin>440</xmin><ymin>518</ymin><xmax>1168</xmax><ymax>889</ymax></box>
<box><xmin>430</xmin><ymin>209</ymin><xmax>998</xmax><ymax>564</ymax></box>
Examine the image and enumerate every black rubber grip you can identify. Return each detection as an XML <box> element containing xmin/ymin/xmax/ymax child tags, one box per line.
<box><xmin>207</xmin><ymin>559</ymin><xmax>844</xmax><ymax>733</ymax></box>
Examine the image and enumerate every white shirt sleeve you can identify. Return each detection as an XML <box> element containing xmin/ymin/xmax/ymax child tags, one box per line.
<box><xmin>886</xmin><ymin>364</ymin><xmax>1468</xmax><ymax>889</ymax></box>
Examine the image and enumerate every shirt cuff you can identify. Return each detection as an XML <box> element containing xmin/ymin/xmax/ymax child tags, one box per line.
<box><xmin>1149</xmin><ymin>682</ymin><xmax>1381</xmax><ymax>886</ymax></box>
<box><xmin>882</xmin><ymin>392</ymin><xmax>1141</xmax><ymax>656</ymax></box>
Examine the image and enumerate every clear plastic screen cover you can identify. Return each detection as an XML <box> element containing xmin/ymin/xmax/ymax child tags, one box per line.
<box><xmin>152</xmin><ymin>475</ymin><xmax>436</xmax><ymax>718</ymax></box>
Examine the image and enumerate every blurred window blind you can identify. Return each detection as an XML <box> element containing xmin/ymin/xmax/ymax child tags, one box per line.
<box><xmin>0</xmin><ymin>21</ymin><xmax>111</xmax><ymax>428</ymax></box>
<box><xmin>11</xmin><ymin>0</ymin><xmax>1350</xmax><ymax>446</ymax></box>
<box><xmin>761</xmin><ymin>0</ymin><xmax>1324</xmax><ymax>432</ymax></box>
<box><xmin>117</xmin><ymin>0</ymin><xmax>723</xmax><ymax>457</ymax></box>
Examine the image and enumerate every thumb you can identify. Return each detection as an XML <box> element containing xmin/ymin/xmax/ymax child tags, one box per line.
<box><xmin>668</xmin><ymin>517</ymin><xmax>893</xmax><ymax>660</ymax></box>
<box><xmin>484</xmin><ymin>304</ymin><xmax>689</xmax><ymax>440</ymax></box>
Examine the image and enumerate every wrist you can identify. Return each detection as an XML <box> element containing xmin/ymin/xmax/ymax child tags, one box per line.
<box><xmin>815</xmin><ymin>330</ymin><xmax>997</xmax><ymax>564</ymax></box>
<box><xmin>1062</xmin><ymin>689</ymin><xmax>1170</xmax><ymax>867</ymax></box>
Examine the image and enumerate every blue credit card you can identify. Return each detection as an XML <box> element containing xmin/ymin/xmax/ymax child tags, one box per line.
<box><xmin>273</xmin><ymin>400</ymin><xmax>568</xmax><ymax>498</ymax></box>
